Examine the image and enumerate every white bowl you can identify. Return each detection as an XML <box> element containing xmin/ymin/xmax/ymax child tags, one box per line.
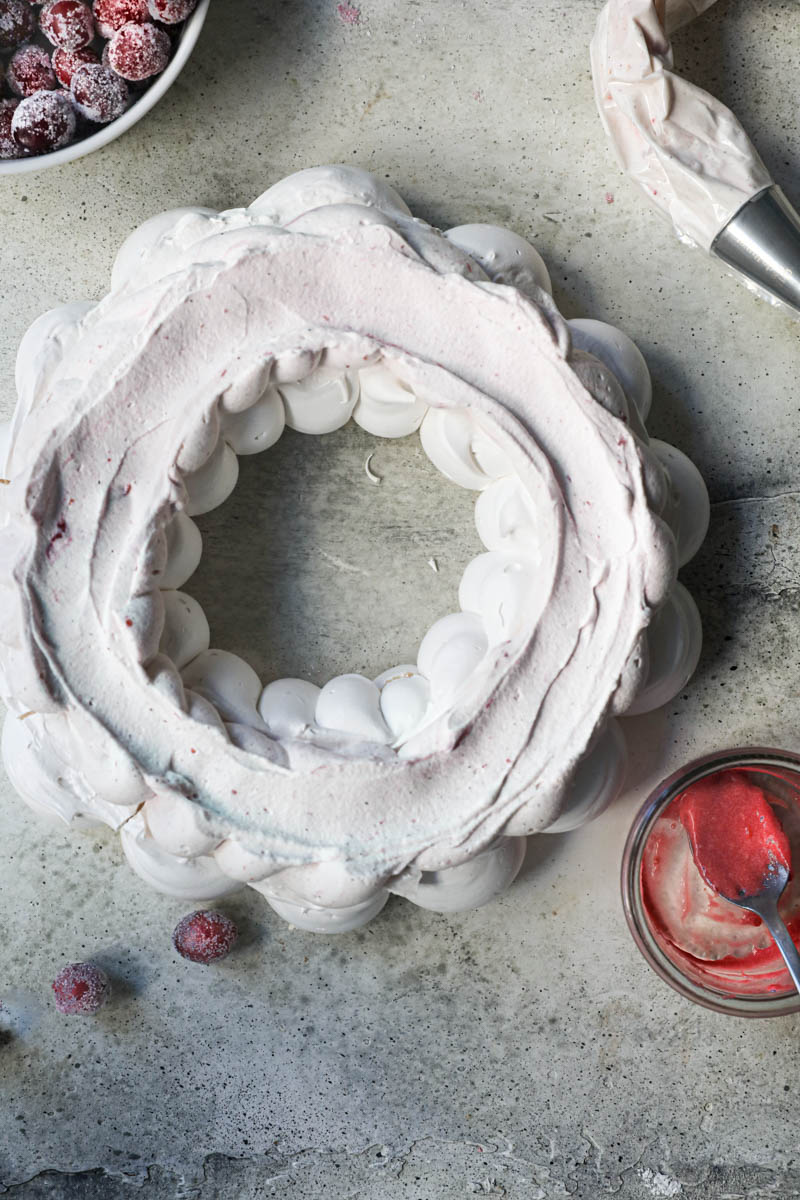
<box><xmin>0</xmin><ymin>0</ymin><xmax>210</xmax><ymax>177</ymax></box>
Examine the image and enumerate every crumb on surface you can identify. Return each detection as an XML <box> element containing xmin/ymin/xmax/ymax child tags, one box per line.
<box><xmin>337</xmin><ymin>3</ymin><xmax>360</xmax><ymax>25</ymax></box>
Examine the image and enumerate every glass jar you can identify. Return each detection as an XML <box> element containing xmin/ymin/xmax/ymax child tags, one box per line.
<box><xmin>621</xmin><ymin>747</ymin><xmax>800</xmax><ymax>1017</ymax></box>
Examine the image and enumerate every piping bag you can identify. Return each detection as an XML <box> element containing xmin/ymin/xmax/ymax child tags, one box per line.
<box><xmin>591</xmin><ymin>0</ymin><xmax>800</xmax><ymax>314</ymax></box>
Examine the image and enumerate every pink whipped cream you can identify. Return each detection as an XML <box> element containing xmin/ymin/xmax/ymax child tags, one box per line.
<box><xmin>591</xmin><ymin>0</ymin><xmax>772</xmax><ymax>249</ymax></box>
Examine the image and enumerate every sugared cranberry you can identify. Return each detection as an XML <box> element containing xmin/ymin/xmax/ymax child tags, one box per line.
<box><xmin>99</xmin><ymin>36</ymin><xmax>134</xmax><ymax>82</ymax></box>
<box><xmin>71</xmin><ymin>62</ymin><xmax>128</xmax><ymax>121</ymax></box>
<box><xmin>0</xmin><ymin>0</ymin><xmax>35</xmax><ymax>49</ymax></box>
<box><xmin>146</xmin><ymin>0</ymin><xmax>194</xmax><ymax>22</ymax></box>
<box><xmin>52</xmin><ymin>43</ymin><xmax>98</xmax><ymax>86</ymax></box>
<box><xmin>0</xmin><ymin>99</ymin><xmax>25</xmax><ymax>158</ymax></box>
<box><xmin>8</xmin><ymin>44</ymin><xmax>57</xmax><ymax>95</ymax></box>
<box><xmin>12</xmin><ymin>88</ymin><xmax>75</xmax><ymax>151</ymax></box>
<box><xmin>52</xmin><ymin>962</ymin><xmax>110</xmax><ymax>1014</ymax></box>
<box><xmin>39</xmin><ymin>0</ymin><xmax>94</xmax><ymax>48</ymax></box>
<box><xmin>107</xmin><ymin>19</ymin><xmax>168</xmax><ymax>79</ymax></box>
<box><xmin>172</xmin><ymin>910</ymin><xmax>238</xmax><ymax>964</ymax></box>
<box><xmin>92</xmin><ymin>0</ymin><xmax>146</xmax><ymax>37</ymax></box>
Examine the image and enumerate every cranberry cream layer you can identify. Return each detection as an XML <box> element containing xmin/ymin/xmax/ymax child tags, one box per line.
<box><xmin>643</xmin><ymin>769</ymin><xmax>800</xmax><ymax>995</ymax></box>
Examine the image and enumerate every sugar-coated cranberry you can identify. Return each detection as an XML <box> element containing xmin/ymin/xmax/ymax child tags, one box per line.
<box><xmin>71</xmin><ymin>62</ymin><xmax>129</xmax><ymax>122</ymax></box>
<box><xmin>12</xmin><ymin>88</ymin><xmax>75</xmax><ymax>151</ymax></box>
<box><xmin>52</xmin><ymin>43</ymin><xmax>98</xmax><ymax>86</ymax></box>
<box><xmin>107</xmin><ymin>19</ymin><xmax>169</xmax><ymax>80</ymax></box>
<box><xmin>8</xmin><ymin>44</ymin><xmax>57</xmax><ymax>95</ymax></box>
<box><xmin>0</xmin><ymin>0</ymin><xmax>35</xmax><ymax>49</ymax></box>
<box><xmin>39</xmin><ymin>0</ymin><xmax>94</xmax><ymax>48</ymax></box>
<box><xmin>52</xmin><ymin>962</ymin><xmax>110</xmax><ymax>1014</ymax></box>
<box><xmin>146</xmin><ymin>0</ymin><xmax>195</xmax><ymax>22</ymax></box>
<box><xmin>172</xmin><ymin>910</ymin><xmax>238</xmax><ymax>964</ymax></box>
<box><xmin>93</xmin><ymin>0</ymin><xmax>146</xmax><ymax>37</ymax></box>
<box><xmin>0</xmin><ymin>99</ymin><xmax>26</xmax><ymax>158</ymax></box>
<box><xmin>100</xmin><ymin>36</ymin><xmax>135</xmax><ymax>80</ymax></box>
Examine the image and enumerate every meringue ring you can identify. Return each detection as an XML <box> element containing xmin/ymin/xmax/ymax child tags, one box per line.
<box><xmin>0</xmin><ymin>166</ymin><xmax>704</xmax><ymax>930</ymax></box>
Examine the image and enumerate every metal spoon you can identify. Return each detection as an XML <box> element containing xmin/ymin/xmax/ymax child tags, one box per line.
<box><xmin>718</xmin><ymin>861</ymin><xmax>800</xmax><ymax>995</ymax></box>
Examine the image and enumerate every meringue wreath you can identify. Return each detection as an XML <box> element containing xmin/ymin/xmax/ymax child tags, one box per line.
<box><xmin>0</xmin><ymin>167</ymin><xmax>708</xmax><ymax>931</ymax></box>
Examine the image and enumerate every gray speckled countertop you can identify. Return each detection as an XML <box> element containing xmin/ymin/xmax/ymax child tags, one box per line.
<box><xmin>2</xmin><ymin>1</ymin><xmax>800</xmax><ymax>1197</ymax></box>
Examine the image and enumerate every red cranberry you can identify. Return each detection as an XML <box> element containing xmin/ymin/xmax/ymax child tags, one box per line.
<box><xmin>52</xmin><ymin>43</ymin><xmax>98</xmax><ymax>86</ymax></box>
<box><xmin>40</xmin><ymin>0</ymin><xmax>94</xmax><ymax>48</ymax></box>
<box><xmin>0</xmin><ymin>0</ymin><xmax>35</xmax><ymax>49</ymax></box>
<box><xmin>71</xmin><ymin>62</ymin><xmax>128</xmax><ymax>122</ymax></box>
<box><xmin>92</xmin><ymin>0</ymin><xmax>146</xmax><ymax>37</ymax></box>
<box><xmin>12</xmin><ymin>88</ymin><xmax>75</xmax><ymax>152</ymax></box>
<box><xmin>8</xmin><ymin>44</ymin><xmax>57</xmax><ymax>95</ymax></box>
<box><xmin>100</xmin><ymin>36</ymin><xmax>137</xmax><ymax>82</ymax></box>
<box><xmin>0</xmin><ymin>99</ymin><xmax>26</xmax><ymax>158</ymax></box>
<box><xmin>172</xmin><ymin>910</ymin><xmax>238</xmax><ymax>964</ymax></box>
<box><xmin>52</xmin><ymin>962</ymin><xmax>110</xmax><ymax>1014</ymax></box>
<box><xmin>146</xmin><ymin>0</ymin><xmax>195</xmax><ymax>22</ymax></box>
<box><xmin>107</xmin><ymin>19</ymin><xmax>168</xmax><ymax>80</ymax></box>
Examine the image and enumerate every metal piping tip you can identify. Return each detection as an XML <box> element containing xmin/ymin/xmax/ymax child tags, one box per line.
<box><xmin>712</xmin><ymin>186</ymin><xmax>800</xmax><ymax>315</ymax></box>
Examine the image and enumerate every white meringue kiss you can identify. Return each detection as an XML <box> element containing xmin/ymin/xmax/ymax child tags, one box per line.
<box><xmin>161</xmin><ymin>513</ymin><xmax>203</xmax><ymax>589</ymax></box>
<box><xmin>222</xmin><ymin>387</ymin><xmax>285</xmax><ymax>455</ymax></box>
<box><xmin>2</xmin><ymin>712</ymin><xmax>138</xmax><ymax>830</ymax></box>
<box><xmin>144</xmin><ymin>788</ymin><xmax>220</xmax><ymax>858</ymax></box>
<box><xmin>181</xmin><ymin>649</ymin><xmax>264</xmax><ymax>727</ymax></box>
<box><xmin>626</xmin><ymin>583</ymin><xmax>703</xmax><ymax>715</ymax></box>
<box><xmin>417</xmin><ymin>613</ymin><xmax>489</xmax><ymax>708</ymax></box>
<box><xmin>420</xmin><ymin>407</ymin><xmax>502</xmax><ymax>490</ymax></box>
<box><xmin>259</xmin><ymin>889</ymin><xmax>389</xmax><ymax>933</ymax></box>
<box><xmin>568</xmin><ymin>318</ymin><xmax>652</xmax><ymax>422</ymax></box>
<box><xmin>159</xmin><ymin>590</ymin><xmax>210</xmax><ymax>671</ymax></box>
<box><xmin>353</xmin><ymin>363</ymin><xmax>428</xmax><ymax>438</ymax></box>
<box><xmin>121</xmin><ymin>811</ymin><xmax>240</xmax><ymax>900</ymax></box>
<box><xmin>458</xmin><ymin>552</ymin><xmax>538</xmax><ymax>646</ymax></box>
<box><xmin>377</xmin><ymin>667</ymin><xmax>431</xmax><ymax>743</ymax></box>
<box><xmin>15</xmin><ymin>302</ymin><xmax>95</xmax><ymax>418</ymax></box>
<box><xmin>183</xmin><ymin>439</ymin><xmax>239</xmax><ymax>516</ymax></box>
<box><xmin>389</xmin><ymin>836</ymin><xmax>527</xmax><ymax>912</ymax></box>
<box><xmin>474</xmin><ymin>476</ymin><xmax>539</xmax><ymax>556</ymax></box>
<box><xmin>111</xmin><ymin>207</ymin><xmax>217</xmax><ymax>291</ymax></box>
<box><xmin>279</xmin><ymin>367</ymin><xmax>358</xmax><ymax>434</ymax></box>
<box><xmin>315</xmin><ymin>674</ymin><xmax>391</xmax><ymax>744</ymax></box>
<box><xmin>445</xmin><ymin>224</ymin><xmax>552</xmax><ymax>296</ymax></box>
<box><xmin>249</xmin><ymin>164</ymin><xmax>412</xmax><ymax>226</ymax></box>
<box><xmin>258</xmin><ymin>678</ymin><xmax>321</xmax><ymax>739</ymax></box>
<box><xmin>650</xmin><ymin>439</ymin><xmax>710</xmax><ymax>567</ymax></box>
<box><xmin>542</xmin><ymin>720</ymin><xmax>628</xmax><ymax>834</ymax></box>
<box><xmin>0</xmin><ymin>421</ymin><xmax>11</xmax><ymax>476</ymax></box>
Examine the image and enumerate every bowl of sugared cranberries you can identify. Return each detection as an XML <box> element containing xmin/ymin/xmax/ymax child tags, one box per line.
<box><xmin>0</xmin><ymin>0</ymin><xmax>208</xmax><ymax>173</ymax></box>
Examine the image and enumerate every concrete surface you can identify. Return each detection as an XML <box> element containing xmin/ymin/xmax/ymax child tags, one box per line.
<box><xmin>2</xmin><ymin>0</ymin><xmax>800</xmax><ymax>1196</ymax></box>
<box><xmin>191</xmin><ymin>425</ymin><xmax>484</xmax><ymax>686</ymax></box>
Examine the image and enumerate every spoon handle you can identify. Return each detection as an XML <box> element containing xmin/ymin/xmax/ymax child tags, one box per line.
<box><xmin>759</xmin><ymin>904</ymin><xmax>800</xmax><ymax>996</ymax></box>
